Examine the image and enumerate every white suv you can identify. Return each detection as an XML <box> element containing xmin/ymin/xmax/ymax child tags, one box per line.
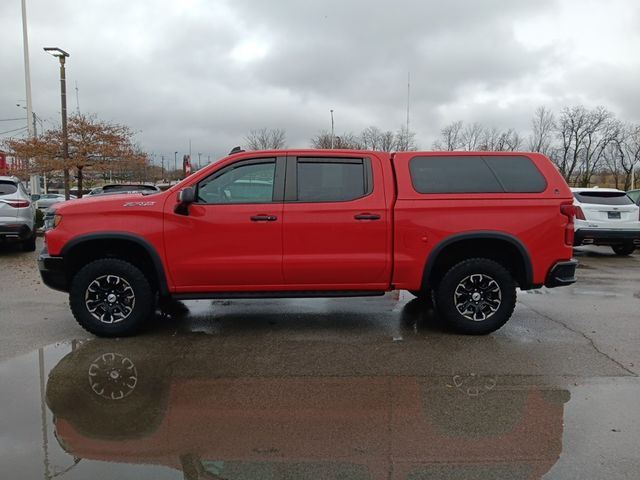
<box><xmin>572</xmin><ymin>187</ymin><xmax>640</xmax><ymax>255</ymax></box>
<box><xmin>0</xmin><ymin>176</ymin><xmax>36</xmax><ymax>251</ymax></box>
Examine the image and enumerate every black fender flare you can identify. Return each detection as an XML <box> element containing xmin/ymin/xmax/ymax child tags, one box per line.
<box><xmin>422</xmin><ymin>231</ymin><xmax>534</xmax><ymax>290</ymax></box>
<box><xmin>61</xmin><ymin>232</ymin><xmax>170</xmax><ymax>296</ymax></box>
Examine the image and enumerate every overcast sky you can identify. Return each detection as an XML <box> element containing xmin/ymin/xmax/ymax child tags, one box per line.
<box><xmin>2</xmin><ymin>0</ymin><xmax>640</xmax><ymax>164</ymax></box>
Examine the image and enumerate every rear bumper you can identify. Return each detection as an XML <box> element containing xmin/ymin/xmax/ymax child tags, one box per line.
<box><xmin>0</xmin><ymin>222</ymin><xmax>32</xmax><ymax>240</ymax></box>
<box><xmin>38</xmin><ymin>249</ymin><xmax>68</xmax><ymax>292</ymax></box>
<box><xmin>574</xmin><ymin>228</ymin><xmax>640</xmax><ymax>246</ymax></box>
<box><xmin>545</xmin><ymin>260</ymin><xmax>578</xmax><ymax>288</ymax></box>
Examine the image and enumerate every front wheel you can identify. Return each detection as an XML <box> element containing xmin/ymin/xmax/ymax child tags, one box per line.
<box><xmin>611</xmin><ymin>244</ymin><xmax>635</xmax><ymax>256</ymax></box>
<box><xmin>409</xmin><ymin>289</ymin><xmax>433</xmax><ymax>303</ymax></box>
<box><xmin>69</xmin><ymin>259</ymin><xmax>154</xmax><ymax>337</ymax></box>
<box><xmin>435</xmin><ymin>258</ymin><xmax>516</xmax><ymax>335</ymax></box>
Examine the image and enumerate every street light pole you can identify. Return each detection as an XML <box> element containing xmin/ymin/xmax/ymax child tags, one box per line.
<box><xmin>21</xmin><ymin>0</ymin><xmax>34</xmax><ymax>139</ymax></box>
<box><xmin>44</xmin><ymin>47</ymin><xmax>70</xmax><ymax>199</ymax></box>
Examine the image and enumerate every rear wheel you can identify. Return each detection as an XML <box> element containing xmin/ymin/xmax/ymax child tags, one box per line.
<box><xmin>612</xmin><ymin>244</ymin><xmax>635</xmax><ymax>256</ymax></box>
<box><xmin>21</xmin><ymin>233</ymin><xmax>36</xmax><ymax>252</ymax></box>
<box><xmin>435</xmin><ymin>258</ymin><xmax>516</xmax><ymax>335</ymax></box>
<box><xmin>69</xmin><ymin>259</ymin><xmax>154</xmax><ymax>337</ymax></box>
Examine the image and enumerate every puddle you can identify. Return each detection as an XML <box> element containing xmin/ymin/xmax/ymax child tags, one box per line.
<box><xmin>1</xmin><ymin>342</ymin><xmax>639</xmax><ymax>479</ymax></box>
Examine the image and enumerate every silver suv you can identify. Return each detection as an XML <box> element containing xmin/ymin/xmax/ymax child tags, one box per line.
<box><xmin>0</xmin><ymin>176</ymin><xmax>36</xmax><ymax>251</ymax></box>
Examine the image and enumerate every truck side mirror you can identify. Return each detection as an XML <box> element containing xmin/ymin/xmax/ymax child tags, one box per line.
<box><xmin>177</xmin><ymin>187</ymin><xmax>196</xmax><ymax>204</ymax></box>
<box><xmin>175</xmin><ymin>187</ymin><xmax>196</xmax><ymax>215</ymax></box>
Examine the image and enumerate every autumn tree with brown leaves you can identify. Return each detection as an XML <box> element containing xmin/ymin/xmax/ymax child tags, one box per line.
<box><xmin>4</xmin><ymin>114</ymin><xmax>146</xmax><ymax>198</ymax></box>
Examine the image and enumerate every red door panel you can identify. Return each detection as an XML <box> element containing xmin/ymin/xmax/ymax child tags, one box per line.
<box><xmin>282</xmin><ymin>156</ymin><xmax>390</xmax><ymax>288</ymax></box>
<box><xmin>164</xmin><ymin>203</ymin><xmax>283</xmax><ymax>291</ymax></box>
<box><xmin>163</xmin><ymin>157</ymin><xmax>284</xmax><ymax>291</ymax></box>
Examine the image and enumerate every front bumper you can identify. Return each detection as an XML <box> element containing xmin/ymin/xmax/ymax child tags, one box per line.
<box><xmin>38</xmin><ymin>248</ymin><xmax>68</xmax><ymax>292</ymax></box>
<box><xmin>545</xmin><ymin>260</ymin><xmax>578</xmax><ymax>288</ymax></box>
<box><xmin>574</xmin><ymin>228</ymin><xmax>640</xmax><ymax>247</ymax></box>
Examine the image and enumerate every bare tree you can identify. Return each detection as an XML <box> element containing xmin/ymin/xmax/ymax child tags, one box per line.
<box><xmin>605</xmin><ymin>124</ymin><xmax>640</xmax><ymax>190</ymax></box>
<box><xmin>575</xmin><ymin>107</ymin><xmax>619</xmax><ymax>187</ymax></box>
<box><xmin>432</xmin><ymin>120</ymin><xmax>464</xmax><ymax>150</ymax></box>
<box><xmin>528</xmin><ymin>106</ymin><xmax>555</xmax><ymax>156</ymax></box>
<box><xmin>460</xmin><ymin>122</ymin><xmax>484</xmax><ymax>151</ymax></box>
<box><xmin>555</xmin><ymin>105</ymin><xmax>592</xmax><ymax>182</ymax></box>
<box><xmin>244</xmin><ymin>128</ymin><xmax>286</xmax><ymax>150</ymax></box>
<box><xmin>379</xmin><ymin>130</ymin><xmax>396</xmax><ymax>152</ymax></box>
<box><xmin>360</xmin><ymin>126</ymin><xmax>384</xmax><ymax>150</ymax></box>
<box><xmin>310</xmin><ymin>130</ymin><xmax>362</xmax><ymax>149</ymax></box>
<box><xmin>394</xmin><ymin>125</ymin><xmax>418</xmax><ymax>151</ymax></box>
<box><xmin>478</xmin><ymin>127</ymin><xmax>522</xmax><ymax>151</ymax></box>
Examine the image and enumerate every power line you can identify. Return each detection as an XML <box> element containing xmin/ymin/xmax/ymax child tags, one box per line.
<box><xmin>0</xmin><ymin>118</ymin><xmax>27</xmax><ymax>122</ymax></box>
<box><xmin>0</xmin><ymin>126</ymin><xmax>28</xmax><ymax>135</ymax></box>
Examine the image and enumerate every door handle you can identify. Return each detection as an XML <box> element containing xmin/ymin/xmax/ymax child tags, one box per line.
<box><xmin>250</xmin><ymin>215</ymin><xmax>278</xmax><ymax>222</ymax></box>
<box><xmin>354</xmin><ymin>213</ymin><xmax>381</xmax><ymax>220</ymax></box>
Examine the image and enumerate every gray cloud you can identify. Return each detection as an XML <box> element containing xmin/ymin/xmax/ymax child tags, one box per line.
<box><xmin>1</xmin><ymin>0</ymin><xmax>639</xmax><ymax>162</ymax></box>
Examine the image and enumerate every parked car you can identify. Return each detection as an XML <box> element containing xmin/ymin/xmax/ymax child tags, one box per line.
<box><xmin>88</xmin><ymin>184</ymin><xmax>161</xmax><ymax>196</ymax></box>
<box><xmin>572</xmin><ymin>187</ymin><xmax>640</xmax><ymax>255</ymax></box>
<box><xmin>0</xmin><ymin>176</ymin><xmax>36</xmax><ymax>251</ymax></box>
<box><xmin>39</xmin><ymin>150</ymin><xmax>577</xmax><ymax>337</ymax></box>
<box><xmin>626</xmin><ymin>189</ymin><xmax>640</xmax><ymax>205</ymax></box>
<box><xmin>35</xmin><ymin>193</ymin><xmax>76</xmax><ymax>210</ymax></box>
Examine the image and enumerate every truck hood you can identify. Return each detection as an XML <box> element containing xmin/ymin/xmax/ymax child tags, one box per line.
<box><xmin>51</xmin><ymin>192</ymin><xmax>164</xmax><ymax>214</ymax></box>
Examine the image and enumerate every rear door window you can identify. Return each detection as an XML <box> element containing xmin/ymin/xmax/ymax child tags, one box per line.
<box><xmin>573</xmin><ymin>191</ymin><xmax>633</xmax><ymax>205</ymax></box>
<box><xmin>409</xmin><ymin>155</ymin><xmax>546</xmax><ymax>194</ymax></box>
<box><xmin>0</xmin><ymin>181</ymin><xmax>18</xmax><ymax>195</ymax></box>
<box><xmin>295</xmin><ymin>158</ymin><xmax>372</xmax><ymax>202</ymax></box>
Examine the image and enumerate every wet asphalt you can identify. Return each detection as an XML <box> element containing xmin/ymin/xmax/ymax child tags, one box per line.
<box><xmin>1</xmin><ymin>238</ymin><xmax>639</xmax><ymax>479</ymax></box>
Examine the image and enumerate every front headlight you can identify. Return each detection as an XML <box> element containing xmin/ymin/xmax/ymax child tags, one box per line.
<box><xmin>44</xmin><ymin>210</ymin><xmax>62</xmax><ymax>231</ymax></box>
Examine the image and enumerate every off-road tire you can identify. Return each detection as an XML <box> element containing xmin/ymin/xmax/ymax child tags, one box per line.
<box><xmin>435</xmin><ymin>258</ymin><xmax>516</xmax><ymax>335</ymax></box>
<box><xmin>69</xmin><ymin>258</ymin><xmax>154</xmax><ymax>337</ymax></box>
<box><xmin>612</xmin><ymin>244</ymin><xmax>635</xmax><ymax>256</ymax></box>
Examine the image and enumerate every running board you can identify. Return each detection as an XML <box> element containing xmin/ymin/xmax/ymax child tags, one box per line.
<box><xmin>173</xmin><ymin>290</ymin><xmax>387</xmax><ymax>300</ymax></box>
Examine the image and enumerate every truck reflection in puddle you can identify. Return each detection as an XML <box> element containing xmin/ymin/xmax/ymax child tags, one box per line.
<box><xmin>46</xmin><ymin>338</ymin><xmax>569</xmax><ymax>480</ymax></box>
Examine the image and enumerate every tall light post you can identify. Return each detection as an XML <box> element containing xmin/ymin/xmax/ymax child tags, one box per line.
<box><xmin>44</xmin><ymin>47</ymin><xmax>70</xmax><ymax>199</ymax></box>
<box><xmin>330</xmin><ymin>109</ymin><xmax>335</xmax><ymax>149</ymax></box>
<box><xmin>21</xmin><ymin>0</ymin><xmax>34</xmax><ymax>139</ymax></box>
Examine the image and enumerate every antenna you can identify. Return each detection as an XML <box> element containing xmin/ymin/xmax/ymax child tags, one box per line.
<box><xmin>406</xmin><ymin>71</ymin><xmax>410</xmax><ymax>135</ymax></box>
<box><xmin>75</xmin><ymin>81</ymin><xmax>80</xmax><ymax>114</ymax></box>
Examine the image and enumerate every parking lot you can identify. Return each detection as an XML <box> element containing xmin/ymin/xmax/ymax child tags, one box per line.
<box><xmin>1</xmin><ymin>238</ymin><xmax>639</xmax><ymax>479</ymax></box>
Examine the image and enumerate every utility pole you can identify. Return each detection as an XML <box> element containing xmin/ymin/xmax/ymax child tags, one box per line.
<box><xmin>197</xmin><ymin>153</ymin><xmax>201</xmax><ymax>170</ymax></box>
<box><xmin>330</xmin><ymin>109</ymin><xmax>335</xmax><ymax>149</ymax></box>
<box><xmin>174</xmin><ymin>151</ymin><xmax>178</xmax><ymax>180</ymax></box>
<box><xmin>161</xmin><ymin>155</ymin><xmax>165</xmax><ymax>180</ymax></box>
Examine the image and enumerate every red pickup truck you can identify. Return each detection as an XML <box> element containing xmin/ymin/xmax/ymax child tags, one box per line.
<box><xmin>39</xmin><ymin>149</ymin><xmax>577</xmax><ymax>336</ymax></box>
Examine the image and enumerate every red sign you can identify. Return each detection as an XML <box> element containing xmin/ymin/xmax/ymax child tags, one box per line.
<box><xmin>0</xmin><ymin>152</ymin><xmax>7</xmax><ymax>175</ymax></box>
